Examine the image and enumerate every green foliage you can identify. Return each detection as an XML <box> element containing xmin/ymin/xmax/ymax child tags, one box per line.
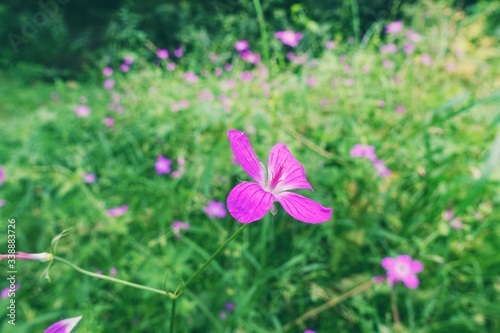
<box><xmin>0</xmin><ymin>1</ymin><xmax>499</xmax><ymax>332</ymax></box>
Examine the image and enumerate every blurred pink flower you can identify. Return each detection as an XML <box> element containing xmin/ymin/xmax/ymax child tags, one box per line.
<box><xmin>103</xmin><ymin>79</ymin><xmax>115</xmax><ymax>90</ymax></box>
<box><xmin>306</xmin><ymin>76</ymin><xmax>317</xmax><ymax>86</ymax></box>
<box><xmin>0</xmin><ymin>199</ymin><xmax>5</xmax><ymax>207</ymax></box>
<box><xmin>198</xmin><ymin>89</ymin><xmax>214</xmax><ymax>102</ymax></box>
<box><xmin>234</xmin><ymin>40</ymin><xmax>249</xmax><ymax>52</ymax></box>
<box><xmin>123</xmin><ymin>56</ymin><xmax>134</xmax><ymax>65</ymax></box>
<box><xmin>373</xmin><ymin>159</ymin><xmax>392</xmax><ymax>177</ymax></box>
<box><xmin>82</xmin><ymin>173</ymin><xmax>96</xmax><ymax>183</ymax></box>
<box><xmin>373</xmin><ymin>275</ymin><xmax>385</xmax><ymax>283</ymax></box>
<box><xmin>172</xmin><ymin>221</ymin><xmax>190</xmax><ymax>239</ymax></box>
<box><xmin>203</xmin><ymin>200</ymin><xmax>227</xmax><ymax>219</ymax></box>
<box><xmin>0</xmin><ymin>166</ymin><xmax>4</xmax><ymax>186</ymax></box>
<box><xmin>240</xmin><ymin>51</ymin><xmax>261</xmax><ymax>64</ymax></box>
<box><xmin>157</xmin><ymin>49</ymin><xmax>169</xmax><ymax>59</ymax></box>
<box><xmin>224</xmin><ymin>63</ymin><xmax>233</xmax><ymax>71</ymax></box>
<box><xmin>51</xmin><ymin>92</ymin><xmax>59</xmax><ymax>100</ymax></box>
<box><xmin>174</xmin><ymin>47</ymin><xmax>183</xmax><ymax>58</ymax></box>
<box><xmin>421</xmin><ymin>53</ymin><xmax>432</xmax><ymax>66</ymax></box>
<box><xmin>119</xmin><ymin>64</ymin><xmax>129</xmax><ymax>72</ymax></box>
<box><xmin>110</xmin><ymin>267</ymin><xmax>117</xmax><ymax>276</ymax></box>
<box><xmin>171</xmin><ymin>100</ymin><xmax>190</xmax><ymax>112</ymax></box>
<box><xmin>44</xmin><ymin>315</ymin><xmax>82</xmax><ymax>333</ymax></box>
<box><xmin>214</xmin><ymin>68</ymin><xmax>223</xmax><ymax>76</ymax></box>
<box><xmin>155</xmin><ymin>155</ymin><xmax>172</xmax><ymax>174</ymax></box>
<box><xmin>102</xmin><ymin>67</ymin><xmax>113</xmax><ymax>76</ymax></box>
<box><xmin>227</xmin><ymin>130</ymin><xmax>332</xmax><ymax>223</ymax></box>
<box><xmin>450</xmin><ymin>217</ymin><xmax>463</xmax><ymax>230</ymax></box>
<box><xmin>275</xmin><ymin>30</ymin><xmax>303</xmax><ymax>47</ymax></box>
<box><xmin>403</xmin><ymin>43</ymin><xmax>415</xmax><ymax>54</ymax></box>
<box><xmin>104</xmin><ymin>117</ymin><xmax>115</xmax><ymax>127</ymax></box>
<box><xmin>239</xmin><ymin>71</ymin><xmax>254</xmax><ymax>81</ymax></box>
<box><xmin>443</xmin><ymin>209</ymin><xmax>453</xmax><ymax>221</ymax></box>
<box><xmin>107</xmin><ymin>205</ymin><xmax>128</xmax><ymax>217</ymax></box>
<box><xmin>344</xmin><ymin>78</ymin><xmax>355</xmax><ymax>86</ymax></box>
<box><xmin>383</xmin><ymin>59</ymin><xmax>395</xmax><ymax>69</ymax></box>
<box><xmin>394</xmin><ymin>105</ymin><xmax>406</xmax><ymax>113</ymax></box>
<box><xmin>406</xmin><ymin>30</ymin><xmax>421</xmax><ymax>42</ymax></box>
<box><xmin>380</xmin><ymin>43</ymin><xmax>397</xmax><ymax>54</ymax></box>
<box><xmin>325</xmin><ymin>40</ymin><xmax>336</xmax><ymax>50</ymax></box>
<box><xmin>184</xmin><ymin>72</ymin><xmax>199</xmax><ymax>83</ymax></box>
<box><xmin>350</xmin><ymin>144</ymin><xmax>377</xmax><ymax>161</ymax></box>
<box><xmin>377</xmin><ymin>100</ymin><xmax>386</xmax><ymax>108</ymax></box>
<box><xmin>385</xmin><ymin>21</ymin><xmax>403</xmax><ymax>34</ymax></box>
<box><xmin>445</xmin><ymin>62</ymin><xmax>457</xmax><ymax>72</ymax></box>
<box><xmin>304</xmin><ymin>330</ymin><xmax>317</xmax><ymax>333</ymax></box>
<box><xmin>209</xmin><ymin>52</ymin><xmax>218</xmax><ymax>62</ymax></box>
<box><xmin>382</xmin><ymin>254</ymin><xmax>423</xmax><ymax>289</ymax></box>
<box><xmin>74</xmin><ymin>105</ymin><xmax>91</xmax><ymax>117</ymax></box>
<box><xmin>1</xmin><ymin>284</ymin><xmax>20</xmax><ymax>299</ymax></box>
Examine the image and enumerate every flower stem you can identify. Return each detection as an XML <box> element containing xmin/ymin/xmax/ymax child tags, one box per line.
<box><xmin>53</xmin><ymin>256</ymin><xmax>168</xmax><ymax>297</ymax></box>
<box><xmin>390</xmin><ymin>285</ymin><xmax>401</xmax><ymax>330</ymax></box>
<box><xmin>175</xmin><ymin>224</ymin><xmax>249</xmax><ymax>296</ymax></box>
<box><xmin>169</xmin><ymin>298</ymin><xmax>177</xmax><ymax>333</ymax></box>
<box><xmin>252</xmin><ymin>0</ymin><xmax>270</xmax><ymax>69</ymax></box>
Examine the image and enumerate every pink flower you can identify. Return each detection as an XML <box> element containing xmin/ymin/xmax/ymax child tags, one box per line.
<box><xmin>184</xmin><ymin>72</ymin><xmax>199</xmax><ymax>83</ymax></box>
<box><xmin>234</xmin><ymin>40</ymin><xmax>249</xmax><ymax>52</ymax></box>
<box><xmin>166</xmin><ymin>62</ymin><xmax>177</xmax><ymax>71</ymax></box>
<box><xmin>44</xmin><ymin>315</ymin><xmax>82</xmax><ymax>333</ymax></box>
<box><xmin>275</xmin><ymin>30</ymin><xmax>303</xmax><ymax>47</ymax></box>
<box><xmin>403</xmin><ymin>43</ymin><xmax>415</xmax><ymax>54</ymax></box>
<box><xmin>394</xmin><ymin>105</ymin><xmax>406</xmax><ymax>113</ymax></box>
<box><xmin>0</xmin><ymin>199</ymin><xmax>5</xmax><ymax>207</ymax></box>
<box><xmin>240</xmin><ymin>51</ymin><xmax>261</xmax><ymax>64</ymax></box>
<box><xmin>1</xmin><ymin>284</ymin><xmax>20</xmax><ymax>299</ymax></box>
<box><xmin>383</xmin><ymin>59</ymin><xmax>395</xmax><ymax>69</ymax></box>
<box><xmin>373</xmin><ymin>275</ymin><xmax>385</xmax><ymax>283</ymax></box>
<box><xmin>239</xmin><ymin>71</ymin><xmax>254</xmax><ymax>81</ymax></box>
<box><xmin>373</xmin><ymin>159</ymin><xmax>392</xmax><ymax>177</ymax></box>
<box><xmin>124</xmin><ymin>56</ymin><xmax>134</xmax><ymax>65</ymax></box>
<box><xmin>224</xmin><ymin>63</ymin><xmax>233</xmax><ymax>71</ymax></box>
<box><xmin>0</xmin><ymin>252</ymin><xmax>53</xmax><ymax>261</ymax></box>
<box><xmin>0</xmin><ymin>166</ymin><xmax>4</xmax><ymax>186</ymax></box>
<box><xmin>110</xmin><ymin>267</ymin><xmax>117</xmax><ymax>276</ymax></box>
<box><xmin>203</xmin><ymin>200</ymin><xmax>227</xmax><ymax>218</ymax></box>
<box><xmin>385</xmin><ymin>21</ymin><xmax>403</xmax><ymax>34</ymax></box>
<box><xmin>306</xmin><ymin>76</ymin><xmax>317</xmax><ymax>86</ymax></box>
<box><xmin>325</xmin><ymin>40</ymin><xmax>336</xmax><ymax>50</ymax></box>
<box><xmin>443</xmin><ymin>209</ymin><xmax>453</xmax><ymax>221</ymax></box>
<box><xmin>82</xmin><ymin>173</ymin><xmax>96</xmax><ymax>183</ymax></box>
<box><xmin>209</xmin><ymin>52</ymin><xmax>218</xmax><ymax>62</ymax></box>
<box><xmin>107</xmin><ymin>205</ymin><xmax>128</xmax><ymax>217</ymax></box>
<box><xmin>377</xmin><ymin>100</ymin><xmax>386</xmax><ymax>108</ymax></box>
<box><xmin>174</xmin><ymin>47</ymin><xmax>183</xmax><ymax>58</ymax></box>
<box><xmin>198</xmin><ymin>89</ymin><xmax>214</xmax><ymax>102</ymax></box>
<box><xmin>227</xmin><ymin>130</ymin><xmax>332</xmax><ymax>223</ymax></box>
<box><xmin>157</xmin><ymin>49</ymin><xmax>169</xmax><ymax>59</ymax></box>
<box><xmin>172</xmin><ymin>221</ymin><xmax>190</xmax><ymax>239</ymax></box>
<box><xmin>103</xmin><ymin>79</ymin><xmax>115</xmax><ymax>90</ymax></box>
<box><xmin>104</xmin><ymin>117</ymin><xmax>115</xmax><ymax>127</ymax></box>
<box><xmin>155</xmin><ymin>155</ymin><xmax>172</xmax><ymax>174</ymax></box>
<box><xmin>381</xmin><ymin>255</ymin><xmax>423</xmax><ymax>289</ymax></box>
<box><xmin>102</xmin><ymin>67</ymin><xmax>113</xmax><ymax>76</ymax></box>
<box><xmin>74</xmin><ymin>105</ymin><xmax>91</xmax><ymax>117</ymax></box>
<box><xmin>421</xmin><ymin>53</ymin><xmax>432</xmax><ymax>66</ymax></box>
<box><xmin>380</xmin><ymin>43</ymin><xmax>397</xmax><ymax>54</ymax></box>
<box><xmin>406</xmin><ymin>30</ymin><xmax>421</xmax><ymax>42</ymax></box>
<box><xmin>214</xmin><ymin>68</ymin><xmax>223</xmax><ymax>76</ymax></box>
<box><xmin>120</xmin><ymin>64</ymin><xmax>129</xmax><ymax>72</ymax></box>
<box><xmin>304</xmin><ymin>330</ymin><xmax>317</xmax><ymax>333</ymax></box>
<box><xmin>450</xmin><ymin>217</ymin><xmax>463</xmax><ymax>230</ymax></box>
<box><xmin>350</xmin><ymin>144</ymin><xmax>376</xmax><ymax>161</ymax></box>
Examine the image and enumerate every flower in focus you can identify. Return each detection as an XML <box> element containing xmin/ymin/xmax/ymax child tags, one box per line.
<box><xmin>157</xmin><ymin>49</ymin><xmax>169</xmax><ymax>59</ymax></box>
<box><xmin>172</xmin><ymin>221</ymin><xmax>190</xmax><ymax>239</ymax></box>
<box><xmin>227</xmin><ymin>130</ymin><xmax>332</xmax><ymax>223</ymax></box>
<box><xmin>385</xmin><ymin>21</ymin><xmax>403</xmax><ymax>34</ymax></box>
<box><xmin>155</xmin><ymin>155</ymin><xmax>172</xmax><ymax>174</ymax></box>
<box><xmin>0</xmin><ymin>252</ymin><xmax>53</xmax><ymax>262</ymax></box>
<box><xmin>275</xmin><ymin>30</ymin><xmax>303</xmax><ymax>47</ymax></box>
<box><xmin>74</xmin><ymin>105</ymin><xmax>91</xmax><ymax>117</ymax></box>
<box><xmin>234</xmin><ymin>40</ymin><xmax>249</xmax><ymax>52</ymax></box>
<box><xmin>381</xmin><ymin>255</ymin><xmax>423</xmax><ymax>289</ymax></box>
<box><xmin>107</xmin><ymin>205</ymin><xmax>128</xmax><ymax>217</ymax></box>
<box><xmin>203</xmin><ymin>200</ymin><xmax>227</xmax><ymax>219</ymax></box>
<box><xmin>44</xmin><ymin>315</ymin><xmax>82</xmax><ymax>333</ymax></box>
<box><xmin>82</xmin><ymin>173</ymin><xmax>96</xmax><ymax>183</ymax></box>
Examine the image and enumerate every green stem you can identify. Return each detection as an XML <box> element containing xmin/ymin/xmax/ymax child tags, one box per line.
<box><xmin>252</xmin><ymin>0</ymin><xmax>270</xmax><ymax>69</ymax></box>
<box><xmin>349</xmin><ymin>0</ymin><xmax>360</xmax><ymax>43</ymax></box>
<box><xmin>53</xmin><ymin>256</ymin><xmax>168</xmax><ymax>297</ymax></box>
<box><xmin>169</xmin><ymin>298</ymin><xmax>177</xmax><ymax>333</ymax></box>
<box><xmin>176</xmin><ymin>224</ymin><xmax>249</xmax><ymax>296</ymax></box>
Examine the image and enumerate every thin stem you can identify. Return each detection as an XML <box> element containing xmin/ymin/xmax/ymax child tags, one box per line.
<box><xmin>349</xmin><ymin>0</ymin><xmax>360</xmax><ymax>43</ymax></box>
<box><xmin>390</xmin><ymin>285</ymin><xmax>401</xmax><ymax>330</ymax></box>
<box><xmin>169</xmin><ymin>298</ymin><xmax>177</xmax><ymax>333</ymax></box>
<box><xmin>252</xmin><ymin>0</ymin><xmax>270</xmax><ymax>69</ymax></box>
<box><xmin>53</xmin><ymin>256</ymin><xmax>168</xmax><ymax>297</ymax></box>
<box><xmin>283</xmin><ymin>279</ymin><xmax>374</xmax><ymax>331</ymax></box>
<box><xmin>176</xmin><ymin>224</ymin><xmax>249</xmax><ymax>296</ymax></box>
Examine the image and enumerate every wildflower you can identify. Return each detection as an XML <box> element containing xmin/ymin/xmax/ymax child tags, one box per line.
<box><xmin>102</xmin><ymin>67</ymin><xmax>113</xmax><ymax>76</ymax></box>
<box><xmin>405</xmin><ymin>30</ymin><xmax>421</xmax><ymax>42</ymax></box>
<box><xmin>394</xmin><ymin>105</ymin><xmax>406</xmax><ymax>113</ymax></box>
<box><xmin>0</xmin><ymin>199</ymin><xmax>5</xmax><ymax>207</ymax></box>
<box><xmin>214</xmin><ymin>68</ymin><xmax>223</xmax><ymax>76</ymax></box>
<box><xmin>377</xmin><ymin>100</ymin><xmax>386</xmax><ymax>108</ymax></box>
<box><xmin>198</xmin><ymin>89</ymin><xmax>214</xmax><ymax>102</ymax></box>
<box><xmin>450</xmin><ymin>217</ymin><xmax>463</xmax><ymax>230</ymax></box>
<box><xmin>224</xmin><ymin>63</ymin><xmax>232</xmax><ymax>71</ymax></box>
<box><xmin>385</xmin><ymin>21</ymin><xmax>403</xmax><ymax>34</ymax></box>
<box><xmin>209</xmin><ymin>52</ymin><xmax>218</xmax><ymax>62</ymax></box>
<box><xmin>344</xmin><ymin>78</ymin><xmax>355</xmax><ymax>86</ymax></box>
<box><xmin>0</xmin><ymin>252</ymin><xmax>53</xmax><ymax>262</ymax></box>
<box><xmin>239</xmin><ymin>71</ymin><xmax>254</xmax><ymax>81</ymax></box>
<box><xmin>104</xmin><ymin>117</ymin><xmax>115</xmax><ymax>127</ymax></box>
<box><xmin>403</xmin><ymin>43</ymin><xmax>415</xmax><ymax>54</ymax></box>
<box><xmin>240</xmin><ymin>51</ymin><xmax>261</xmax><ymax>64</ymax></box>
<box><xmin>123</xmin><ymin>56</ymin><xmax>134</xmax><ymax>65</ymax></box>
<box><xmin>421</xmin><ymin>53</ymin><xmax>432</xmax><ymax>66</ymax></box>
<box><xmin>109</xmin><ymin>267</ymin><xmax>117</xmax><ymax>276</ymax></box>
<box><xmin>107</xmin><ymin>205</ymin><xmax>128</xmax><ymax>217</ymax></box>
<box><xmin>306</xmin><ymin>76</ymin><xmax>317</xmax><ymax>86</ymax></box>
<box><xmin>44</xmin><ymin>315</ymin><xmax>82</xmax><ymax>333</ymax></box>
<box><xmin>225</xmin><ymin>302</ymin><xmax>235</xmax><ymax>311</ymax></box>
<box><xmin>119</xmin><ymin>64</ymin><xmax>129</xmax><ymax>72</ymax></box>
<box><xmin>51</xmin><ymin>92</ymin><xmax>59</xmax><ymax>100</ymax></box>
<box><xmin>350</xmin><ymin>144</ymin><xmax>377</xmax><ymax>161</ymax></box>
<box><xmin>82</xmin><ymin>173</ymin><xmax>96</xmax><ymax>183</ymax></box>
<box><xmin>373</xmin><ymin>275</ymin><xmax>385</xmax><ymax>283</ymax></box>
<box><xmin>155</xmin><ymin>155</ymin><xmax>172</xmax><ymax>174</ymax></box>
<box><xmin>325</xmin><ymin>40</ymin><xmax>336</xmax><ymax>50</ymax></box>
<box><xmin>157</xmin><ymin>49</ymin><xmax>169</xmax><ymax>59</ymax></box>
<box><xmin>381</xmin><ymin>255</ymin><xmax>423</xmax><ymax>289</ymax></box>
<box><xmin>234</xmin><ymin>40</ymin><xmax>249</xmax><ymax>52</ymax></box>
<box><xmin>380</xmin><ymin>43</ymin><xmax>397</xmax><ymax>54</ymax></box>
<box><xmin>103</xmin><ymin>79</ymin><xmax>115</xmax><ymax>90</ymax></box>
<box><xmin>227</xmin><ymin>130</ymin><xmax>332</xmax><ymax>223</ymax></box>
<box><xmin>219</xmin><ymin>311</ymin><xmax>227</xmax><ymax>320</ymax></box>
<box><xmin>0</xmin><ymin>166</ymin><xmax>4</xmax><ymax>186</ymax></box>
<box><xmin>204</xmin><ymin>200</ymin><xmax>227</xmax><ymax>219</ymax></box>
<box><xmin>74</xmin><ymin>105</ymin><xmax>91</xmax><ymax>117</ymax></box>
<box><xmin>383</xmin><ymin>59</ymin><xmax>395</xmax><ymax>69</ymax></box>
<box><xmin>373</xmin><ymin>159</ymin><xmax>392</xmax><ymax>177</ymax></box>
<box><xmin>166</xmin><ymin>62</ymin><xmax>177</xmax><ymax>71</ymax></box>
<box><xmin>1</xmin><ymin>284</ymin><xmax>20</xmax><ymax>299</ymax></box>
<box><xmin>172</xmin><ymin>221</ymin><xmax>190</xmax><ymax>239</ymax></box>
<box><xmin>174</xmin><ymin>47</ymin><xmax>183</xmax><ymax>58</ymax></box>
<box><xmin>184</xmin><ymin>72</ymin><xmax>199</xmax><ymax>83</ymax></box>
<box><xmin>275</xmin><ymin>30</ymin><xmax>303</xmax><ymax>47</ymax></box>
<box><xmin>304</xmin><ymin>330</ymin><xmax>317</xmax><ymax>333</ymax></box>
<box><xmin>445</xmin><ymin>61</ymin><xmax>457</xmax><ymax>72</ymax></box>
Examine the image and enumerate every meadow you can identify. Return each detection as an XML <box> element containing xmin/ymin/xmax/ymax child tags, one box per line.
<box><xmin>0</xmin><ymin>1</ymin><xmax>499</xmax><ymax>332</ymax></box>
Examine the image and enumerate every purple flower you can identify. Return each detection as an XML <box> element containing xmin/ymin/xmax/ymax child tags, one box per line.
<box><xmin>403</xmin><ymin>43</ymin><xmax>415</xmax><ymax>54</ymax></box>
<box><xmin>406</xmin><ymin>30</ymin><xmax>421</xmax><ymax>42</ymax></box>
<box><xmin>350</xmin><ymin>144</ymin><xmax>377</xmax><ymax>161</ymax></box>
<box><xmin>380</xmin><ymin>43</ymin><xmax>397</xmax><ymax>54</ymax></box>
<box><xmin>204</xmin><ymin>201</ymin><xmax>227</xmax><ymax>218</ymax></box>
<box><xmin>1</xmin><ymin>284</ymin><xmax>20</xmax><ymax>299</ymax></box>
<box><xmin>157</xmin><ymin>49</ymin><xmax>169</xmax><ymax>59</ymax></box>
<box><xmin>373</xmin><ymin>159</ymin><xmax>392</xmax><ymax>177</ymax></box>
<box><xmin>304</xmin><ymin>330</ymin><xmax>317</xmax><ymax>333</ymax></box>
<box><xmin>104</xmin><ymin>117</ymin><xmax>115</xmax><ymax>127</ymax></box>
<box><xmin>0</xmin><ymin>166</ymin><xmax>5</xmax><ymax>186</ymax></box>
<box><xmin>172</xmin><ymin>221</ymin><xmax>190</xmax><ymax>239</ymax></box>
<box><xmin>421</xmin><ymin>53</ymin><xmax>432</xmax><ymax>66</ymax></box>
<box><xmin>155</xmin><ymin>155</ymin><xmax>172</xmax><ymax>174</ymax></box>
<box><xmin>102</xmin><ymin>67</ymin><xmax>113</xmax><ymax>76</ymax></box>
<box><xmin>184</xmin><ymin>72</ymin><xmax>199</xmax><ymax>83</ymax></box>
<box><xmin>107</xmin><ymin>205</ymin><xmax>128</xmax><ymax>217</ymax></box>
<box><xmin>82</xmin><ymin>173</ymin><xmax>96</xmax><ymax>183</ymax></box>
<box><xmin>227</xmin><ymin>130</ymin><xmax>332</xmax><ymax>223</ymax></box>
<box><xmin>110</xmin><ymin>267</ymin><xmax>118</xmax><ymax>276</ymax></box>
<box><xmin>103</xmin><ymin>79</ymin><xmax>115</xmax><ymax>90</ymax></box>
<box><xmin>394</xmin><ymin>105</ymin><xmax>407</xmax><ymax>113</ymax></box>
<box><xmin>239</xmin><ymin>71</ymin><xmax>254</xmax><ymax>81</ymax></box>
<box><xmin>124</xmin><ymin>56</ymin><xmax>134</xmax><ymax>65</ymax></box>
<box><xmin>174</xmin><ymin>47</ymin><xmax>183</xmax><ymax>58</ymax></box>
<box><xmin>385</xmin><ymin>21</ymin><xmax>403</xmax><ymax>34</ymax></box>
<box><xmin>44</xmin><ymin>315</ymin><xmax>82</xmax><ymax>333</ymax></box>
<box><xmin>225</xmin><ymin>302</ymin><xmax>235</xmax><ymax>311</ymax></box>
<box><xmin>382</xmin><ymin>255</ymin><xmax>423</xmax><ymax>289</ymax></box>
<box><xmin>240</xmin><ymin>51</ymin><xmax>261</xmax><ymax>64</ymax></box>
<box><xmin>119</xmin><ymin>64</ymin><xmax>129</xmax><ymax>72</ymax></box>
<box><xmin>234</xmin><ymin>40</ymin><xmax>249</xmax><ymax>52</ymax></box>
<box><xmin>275</xmin><ymin>30</ymin><xmax>303</xmax><ymax>47</ymax></box>
<box><xmin>74</xmin><ymin>105</ymin><xmax>91</xmax><ymax>117</ymax></box>
<box><xmin>0</xmin><ymin>252</ymin><xmax>53</xmax><ymax>261</ymax></box>
<box><xmin>0</xmin><ymin>199</ymin><xmax>5</xmax><ymax>207</ymax></box>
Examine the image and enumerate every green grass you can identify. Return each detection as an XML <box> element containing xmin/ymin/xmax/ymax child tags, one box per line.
<box><xmin>0</xmin><ymin>1</ymin><xmax>499</xmax><ymax>332</ymax></box>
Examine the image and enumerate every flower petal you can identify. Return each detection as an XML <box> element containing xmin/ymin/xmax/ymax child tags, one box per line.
<box><xmin>45</xmin><ymin>315</ymin><xmax>82</xmax><ymax>333</ymax></box>
<box><xmin>275</xmin><ymin>192</ymin><xmax>331</xmax><ymax>223</ymax></box>
<box><xmin>402</xmin><ymin>274</ymin><xmax>420</xmax><ymax>289</ymax></box>
<box><xmin>267</xmin><ymin>143</ymin><xmax>313</xmax><ymax>192</ymax></box>
<box><xmin>410</xmin><ymin>260</ymin><xmax>424</xmax><ymax>273</ymax></box>
<box><xmin>227</xmin><ymin>182</ymin><xmax>274</xmax><ymax>223</ymax></box>
<box><xmin>228</xmin><ymin>130</ymin><xmax>265</xmax><ymax>185</ymax></box>
<box><xmin>381</xmin><ymin>257</ymin><xmax>395</xmax><ymax>270</ymax></box>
